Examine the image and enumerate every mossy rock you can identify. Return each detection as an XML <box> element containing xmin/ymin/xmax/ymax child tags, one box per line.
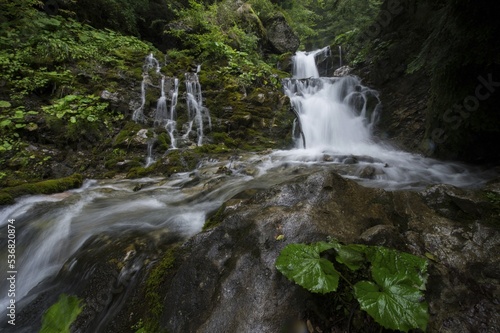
<box><xmin>202</xmin><ymin>203</ymin><xmax>227</xmax><ymax>231</ymax></box>
<box><xmin>0</xmin><ymin>174</ymin><xmax>83</xmax><ymax>204</ymax></box>
<box><xmin>0</xmin><ymin>192</ymin><xmax>14</xmax><ymax>205</ymax></box>
<box><xmin>143</xmin><ymin>246</ymin><xmax>179</xmax><ymax>333</ymax></box>
<box><xmin>113</xmin><ymin>122</ymin><xmax>145</xmax><ymax>147</ymax></box>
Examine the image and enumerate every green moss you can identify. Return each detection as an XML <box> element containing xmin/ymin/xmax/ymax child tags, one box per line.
<box><xmin>0</xmin><ymin>192</ymin><xmax>14</xmax><ymax>205</ymax></box>
<box><xmin>203</xmin><ymin>204</ymin><xmax>227</xmax><ymax>231</ymax></box>
<box><xmin>114</xmin><ymin>122</ymin><xmax>144</xmax><ymax>147</ymax></box>
<box><xmin>144</xmin><ymin>247</ymin><xmax>177</xmax><ymax>333</ymax></box>
<box><xmin>126</xmin><ymin>166</ymin><xmax>151</xmax><ymax>179</ymax></box>
<box><xmin>0</xmin><ymin>174</ymin><xmax>83</xmax><ymax>202</ymax></box>
<box><xmin>157</xmin><ymin>132</ymin><xmax>171</xmax><ymax>150</ymax></box>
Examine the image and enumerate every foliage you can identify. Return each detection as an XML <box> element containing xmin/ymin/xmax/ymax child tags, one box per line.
<box><xmin>0</xmin><ymin>174</ymin><xmax>83</xmax><ymax>200</ymax></box>
<box><xmin>276</xmin><ymin>239</ymin><xmax>429</xmax><ymax>332</ymax></box>
<box><xmin>166</xmin><ymin>0</ymin><xmax>284</xmax><ymax>89</ymax></box>
<box><xmin>0</xmin><ymin>7</ymin><xmax>153</xmax><ymax>100</ymax></box>
<box><xmin>42</xmin><ymin>95</ymin><xmax>111</xmax><ymax>125</ymax></box>
<box><xmin>39</xmin><ymin>294</ymin><xmax>84</xmax><ymax>333</ymax></box>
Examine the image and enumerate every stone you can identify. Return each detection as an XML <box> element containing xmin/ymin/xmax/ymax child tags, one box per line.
<box><xmin>265</xmin><ymin>13</ymin><xmax>300</xmax><ymax>54</ymax></box>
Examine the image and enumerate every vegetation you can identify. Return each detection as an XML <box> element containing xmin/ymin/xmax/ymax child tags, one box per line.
<box><xmin>276</xmin><ymin>239</ymin><xmax>429</xmax><ymax>332</ymax></box>
<box><xmin>0</xmin><ymin>174</ymin><xmax>82</xmax><ymax>205</ymax></box>
<box><xmin>39</xmin><ymin>294</ymin><xmax>84</xmax><ymax>333</ymax></box>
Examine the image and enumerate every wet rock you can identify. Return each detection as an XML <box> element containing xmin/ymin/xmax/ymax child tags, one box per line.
<box><xmin>357</xmin><ymin>165</ymin><xmax>386</xmax><ymax>179</ymax></box>
<box><xmin>333</xmin><ymin>65</ymin><xmax>352</xmax><ymax>77</ymax></box>
<box><xmin>157</xmin><ymin>170</ymin><xmax>499</xmax><ymax>333</ymax></box>
<box><xmin>420</xmin><ymin>184</ymin><xmax>495</xmax><ymax>221</ymax></box>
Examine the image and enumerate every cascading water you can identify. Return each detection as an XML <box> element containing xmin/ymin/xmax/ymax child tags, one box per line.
<box><xmin>184</xmin><ymin>67</ymin><xmax>211</xmax><ymax>146</ymax></box>
<box><xmin>155</xmin><ymin>76</ymin><xmax>179</xmax><ymax>149</ymax></box>
<box><xmin>280</xmin><ymin>48</ymin><xmax>494</xmax><ymax>189</ymax></box>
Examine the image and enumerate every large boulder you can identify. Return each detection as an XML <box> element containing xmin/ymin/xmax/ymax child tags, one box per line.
<box><xmin>264</xmin><ymin>13</ymin><xmax>300</xmax><ymax>54</ymax></box>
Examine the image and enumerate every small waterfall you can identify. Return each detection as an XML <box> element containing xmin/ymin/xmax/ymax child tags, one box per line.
<box><xmin>284</xmin><ymin>52</ymin><xmax>380</xmax><ymax>152</ymax></box>
<box><xmin>154</xmin><ymin>77</ymin><xmax>179</xmax><ymax>149</ymax></box>
<box><xmin>184</xmin><ymin>68</ymin><xmax>211</xmax><ymax>146</ymax></box>
<box><xmin>132</xmin><ymin>77</ymin><xmax>147</xmax><ymax>123</ymax></box>
<box><xmin>338</xmin><ymin>45</ymin><xmax>343</xmax><ymax>68</ymax></box>
<box><xmin>293</xmin><ymin>46</ymin><xmax>330</xmax><ymax>79</ymax></box>
<box><xmin>145</xmin><ymin>139</ymin><xmax>156</xmax><ymax>167</ymax></box>
<box><xmin>144</xmin><ymin>52</ymin><xmax>161</xmax><ymax>73</ymax></box>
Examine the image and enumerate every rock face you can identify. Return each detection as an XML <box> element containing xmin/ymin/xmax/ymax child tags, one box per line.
<box><xmin>158</xmin><ymin>171</ymin><xmax>500</xmax><ymax>332</ymax></box>
<box><xmin>264</xmin><ymin>13</ymin><xmax>300</xmax><ymax>54</ymax></box>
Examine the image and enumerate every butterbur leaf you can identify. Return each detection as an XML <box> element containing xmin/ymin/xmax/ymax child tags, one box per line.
<box><xmin>354</xmin><ymin>277</ymin><xmax>428</xmax><ymax>332</ymax></box>
<box><xmin>331</xmin><ymin>240</ymin><xmax>366</xmax><ymax>271</ymax></box>
<box><xmin>40</xmin><ymin>294</ymin><xmax>84</xmax><ymax>333</ymax></box>
<box><xmin>276</xmin><ymin>243</ymin><xmax>340</xmax><ymax>294</ymax></box>
<box><xmin>366</xmin><ymin>246</ymin><xmax>428</xmax><ymax>290</ymax></box>
<box><xmin>355</xmin><ymin>246</ymin><xmax>429</xmax><ymax>332</ymax></box>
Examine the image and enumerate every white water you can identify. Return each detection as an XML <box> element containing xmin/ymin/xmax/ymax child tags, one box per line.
<box><xmin>184</xmin><ymin>69</ymin><xmax>212</xmax><ymax>146</ymax></box>
<box><xmin>280</xmin><ymin>48</ymin><xmax>495</xmax><ymax>189</ymax></box>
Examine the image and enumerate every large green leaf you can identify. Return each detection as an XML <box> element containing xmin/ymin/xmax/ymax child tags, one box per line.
<box><xmin>354</xmin><ymin>246</ymin><xmax>429</xmax><ymax>332</ymax></box>
<box><xmin>354</xmin><ymin>276</ymin><xmax>428</xmax><ymax>332</ymax></box>
<box><xmin>40</xmin><ymin>294</ymin><xmax>84</xmax><ymax>333</ymax></box>
<box><xmin>366</xmin><ymin>246</ymin><xmax>428</xmax><ymax>290</ymax></box>
<box><xmin>276</xmin><ymin>242</ymin><xmax>339</xmax><ymax>294</ymax></box>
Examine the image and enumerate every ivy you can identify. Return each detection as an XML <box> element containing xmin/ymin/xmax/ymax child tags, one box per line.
<box><xmin>276</xmin><ymin>239</ymin><xmax>429</xmax><ymax>332</ymax></box>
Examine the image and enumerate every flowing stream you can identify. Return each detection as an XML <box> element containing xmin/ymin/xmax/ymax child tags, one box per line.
<box><xmin>0</xmin><ymin>48</ymin><xmax>496</xmax><ymax>330</ymax></box>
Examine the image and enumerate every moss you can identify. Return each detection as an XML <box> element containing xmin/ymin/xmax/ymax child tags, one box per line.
<box><xmin>126</xmin><ymin>166</ymin><xmax>151</xmax><ymax>179</ymax></box>
<box><xmin>113</xmin><ymin>122</ymin><xmax>144</xmax><ymax>147</ymax></box>
<box><xmin>0</xmin><ymin>192</ymin><xmax>14</xmax><ymax>205</ymax></box>
<box><xmin>0</xmin><ymin>174</ymin><xmax>83</xmax><ymax>202</ymax></box>
<box><xmin>157</xmin><ymin>132</ymin><xmax>171</xmax><ymax>150</ymax></box>
<box><xmin>144</xmin><ymin>247</ymin><xmax>177</xmax><ymax>333</ymax></box>
<box><xmin>193</xmin><ymin>143</ymin><xmax>231</xmax><ymax>154</ymax></box>
<box><xmin>202</xmin><ymin>204</ymin><xmax>227</xmax><ymax>231</ymax></box>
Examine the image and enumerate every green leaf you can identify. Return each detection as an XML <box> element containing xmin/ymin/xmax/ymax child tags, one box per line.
<box><xmin>276</xmin><ymin>242</ymin><xmax>339</xmax><ymax>294</ymax></box>
<box><xmin>0</xmin><ymin>101</ymin><xmax>11</xmax><ymax>108</ymax></box>
<box><xmin>332</xmin><ymin>242</ymin><xmax>366</xmax><ymax>271</ymax></box>
<box><xmin>13</xmin><ymin>110</ymin><xmax>24</xmax><ymax>119</ymax></box>
<box><xmin>0</xmin><ymin>119</ymin><xmax>12</xmax><ymax>127</ymax></box>
<box><xmin>366</xmin><ymin>246</ymin><xmax>428</xmax><ymax>290</ymax></box>
<box><xmin>354</xmin><ymin>246</ymin><xmax>429</xmax><ymax>332</ymax></box>
<box><xmin>86</xmin><ymin>115</ymin><xmax>96</xmax><ymax>122</ymax></box>
<box><xmin>70</xmin><ymin>116</ymin><xmax>76</xmax><ymax>123</ymax></box>
<box><xmin>40</xmin><ymin>294</ymin><xmax>84</xmax><ymax>333</ymax></box>
<box><xmin>354</xmin><ymin>277</ymin><xmax>428</xmax><ymax>332</ymax></box>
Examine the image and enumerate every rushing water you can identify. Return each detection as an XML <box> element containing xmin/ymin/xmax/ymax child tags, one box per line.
<box><xmin>279</xmin><ymin>48</ymin><xmax>495</xmax><ymax>190</ymax></box>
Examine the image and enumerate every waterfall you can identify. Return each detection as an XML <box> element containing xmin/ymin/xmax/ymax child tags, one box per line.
<box><xmin>278</xmin><ymin>48</ymin><xmax>494</xmax><ymax>189</ymax></box>
<box><xmin>284</xmin><ymin>51</ymin><xmax>381</xmax><ymax>153</ymax></box>
<box><xmin>132</xmin><ymin>77</ymin><xmax>147</xmax><ymax>123</ymax></box>
<box><xmin>184</xmin><ymin>69</ymin><xmax>211</xmax><ymax>146</ymax></box>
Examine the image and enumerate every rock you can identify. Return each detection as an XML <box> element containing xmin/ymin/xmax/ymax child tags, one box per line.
<box><xmin>157</xmin><ymin>171</ymin><xmax>499</xmax><ymax>332</ymax></box>
<box><xmin>264</xmin><ymin>13</ymin><xmax>300</xmax><ymax>54</ymax></box>
<box><xmin>101</xmin><ymin>90</ymin><xmax>120</xmax><ymax>102</ymax></box>
<box><xmin>134</xmin><ymin>129</ymin><xmax>149</xmax><ymax>145</ymax></box>
<box><xmin>333</xmin><ymin>66</ymin><xmax>352</xmax><ymax>77</ymax></box>
<box><xmin>358</xmin><ymin>165</ymin><xmax>377</xmax><ymax>179</ymax></box>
